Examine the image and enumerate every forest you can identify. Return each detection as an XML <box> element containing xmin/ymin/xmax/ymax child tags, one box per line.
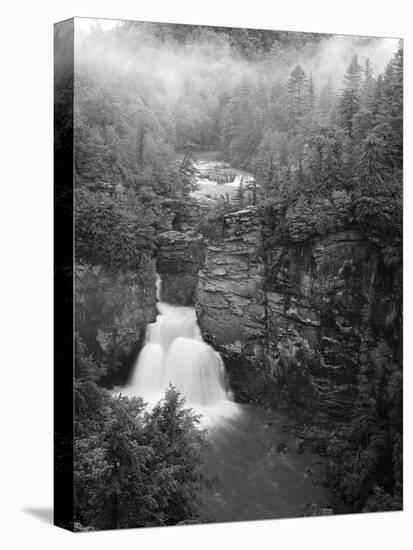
<box><xmin>55</xmin><ymin>20</ymin><xmax>403</xmax><ymax>530</ymax></box>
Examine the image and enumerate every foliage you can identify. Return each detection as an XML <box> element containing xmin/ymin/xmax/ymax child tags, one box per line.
<box><xmin>326</xmin><ymin>363</ymin><xmax>402</xmax><ymax>513</ymax></box>
<box><xmin>196</xmin><ymin>195</ymin><xmax>240</xmax><ymax>241</ymax></box>
<box><xmin>74</xmin><ymin>338</ymin><xmax>208</xmax><ymax>531</ymax></box>
<box><xmin>340</xmin><ymin>55</ymin><xmax>363</xmax><ymax>135</ymax></box>
<box><xmin>221</xmin><ymin>81</ymin><xmax>264</xmax><ymax>169</ymax></box>
<box><xmin>257</xmin><ymin>43</ymin><xmax>402</xmax><ymax>255</ymax></box>
<box><xmin>74</xmin><ymin>334</ymin><xmax>107</xmax><ymax>431</ymax></box>
<box><xmin>285</xmin><ymin>195</ymin><xmax>337</xmax><ymax>241</ymax></box>
<box><xmin>74</xmin><ymin>63</ymin><xmax>183</xmax><ymax>194</ymax></box>
<box><xmin>75</xmin><ymin>187</ymin><xmax>156</xmax><ymax>269</ymax></box>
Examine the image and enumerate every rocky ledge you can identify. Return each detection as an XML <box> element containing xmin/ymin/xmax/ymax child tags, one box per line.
<box><xmin>265</xmin><ymin>229</ymin><xmax>401</xmax><ymax>423</ymax></box>
<box><xmin>196</xmin><ymin>207</ymin><xmax>267</xmax><ymax>401</ymax></box>
<box><xmin>156</xmin><ymin>230</ymin><xmax>205</xmax><ymax>306</ymax></box>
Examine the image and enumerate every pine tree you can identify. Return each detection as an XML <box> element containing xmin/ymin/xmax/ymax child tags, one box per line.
<box><xmin>75</xmin><ymin>389</ymin><xmax>207</xmax><ymax>530</ymax></box>
<box><xmin>340</xmin><ymin>55</ymin><xmax>363</xmax><ymax>136</ymax></box>
<box><xmin>221</xmin><ymin>80</ymin><xmax>263</xmax><ymax>169</ymax></box>
<box><xmin>318</xmin><ymin>76</ymin><xmax>337</xmax><ymax>124</ymax></box>
<box><xmin>357</xmin><ymin>133</ymin><xmax>389</xmax><ymax>197</ymax></box>
<box><xmin>303</xmin><ymin>73</ymin><xmax>317</xmax><ymax>138</ymax></box>
<box><xmin>392</xmin><ymin>41</ymin><xmax>403</xmax><ymax>169</ymax></box>
<box><xmin>361</xmin><ymin>58</ymin><xmax>376</xmax><ymax>111</ymax></box>
<box><xmin>286</xmin><ymin>64</ymin><xmax>308</xmax><ymax>130</ymax></box>
<box><xmin>236</xmin><ymin>177</ymin><xmax>245</xmax><ymax>208</ymax></box>
<box><xmin>307</xmin><ymin>74</ymin><xmax>316</xmax><ymax>114</ymax></box>
<box><xmin>268</xmin><ymin>81</ymin><xmax>289</xmax><ymax>133</ymax></box>
<box><xmin>371</xmin><ymin>44</ymin><xmax>402</xmax><ymax>173</ymax></box>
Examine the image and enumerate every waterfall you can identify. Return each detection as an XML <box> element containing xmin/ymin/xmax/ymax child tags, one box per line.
<box><xmin>125</xmin><ymin>276</ymin><xmax>239</xmax><ymax>424</ymax></box>
<box><xmin>228</xmin><ymin>174</ymin><xmax>243</xmax><ymax>187</ymax></box>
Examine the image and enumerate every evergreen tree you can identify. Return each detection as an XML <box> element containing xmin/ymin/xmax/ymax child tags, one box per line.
<box><xmin>340</xmin><ymin>55</ymin><xmax>363</xmax><ymax>136</ymax></box>
<box><xmin>307</xmin><ymin>73</ymin><xmax>316</xmax><ymax>114</ymax></box>
<box><xmin>357</xmin><ymin>133</ymin><xmax>389</xmax><ymax>197</ymax></box>
<box><xmin>286</xmin><ymin>64</ymin><xmax>308</xmax><ymax>130</ymax></box>
<box><xmin>361</xmin><ymin>58</ymin><xmax>376</xmax><ymax>111</ymax></box>
<box><xmin>221</xmin><ymin>80</ymin><xmax>263</xmax><ymax>169</ymax></box>
<box><xmin>375</xmin><ymin>42</ymin><xmax>403</xmax><ymax>171</ymax></box>
<box><xmin>236</xmin><ymin>177</ymin><xmax>245</xmax><ymax>208</ymax></box>
<box><xmin>318</xmin><ymin>76</ymin><xmax>338</xmax><ymax>124</ymax></box>
<box><xmin>303</xmin><ymin>73</ymin><xmax>317</xmax><ymax>138</ymax></box>
<box><xmin>74</xmin><ymin>388</ymin><xmax>208</xmax><ymax>530</ymax></box>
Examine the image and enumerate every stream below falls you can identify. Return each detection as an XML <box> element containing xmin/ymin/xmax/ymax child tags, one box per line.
<box><xmin>202</xmin><ymin>404</ymin><xmax>330</xmax><ymax>522</ymax></box>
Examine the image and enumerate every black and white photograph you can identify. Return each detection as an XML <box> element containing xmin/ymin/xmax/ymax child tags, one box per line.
<box><xmin>53</xmin><ymin>16</ymin><xmax>403</xmax><ymax>532</ymax></box>
<box><xmin>3</xmin><ymin>2</ymin><xmax>410</xmax><ymax>547</ymax></box>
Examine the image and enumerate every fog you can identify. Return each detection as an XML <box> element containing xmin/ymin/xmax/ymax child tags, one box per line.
<box><xmin>75</xmin><ymin>18</ymin><xmax>398</xmax><ymax>99</ymax></box>
<box><xmin>73</xmin><ymin>17</ymin><xmax>399</xmax><ymax>153</ymax></box>
<box><xmin>304</xmin><ymin>34</ymin><xmax>399</xmax><ymax>86</ymax></box>
<box><xmin>75</xmin><ymin>21</ymin><xmax>253</xmax><ymax>106</ymax></box>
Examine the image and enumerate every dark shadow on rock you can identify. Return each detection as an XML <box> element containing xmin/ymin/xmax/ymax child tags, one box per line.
<box><xmin>24</xmin><ymin>507</ymin><xmax>53</xmax><ymax>524</ymax></box>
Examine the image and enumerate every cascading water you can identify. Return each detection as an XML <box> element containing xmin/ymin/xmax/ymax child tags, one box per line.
<box><xmin>124</xmin><ymin>275</ymin><xmax>238</xmax><ymax>424</ymax></box>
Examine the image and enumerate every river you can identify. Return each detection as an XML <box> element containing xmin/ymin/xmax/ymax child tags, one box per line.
<box><xmin>187</xmin><ymin>150</ymin><xmax>255</xmax><ymax>201</ymax></box>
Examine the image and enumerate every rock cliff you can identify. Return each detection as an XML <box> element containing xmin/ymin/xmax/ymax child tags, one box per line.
<box><xmin>161</xmin><ymin>197</ymin><xmax>211</xmax><ymax>232</ymax></box>
<box><xmin>196</xmin><ymin>207</ymin><xmax>267</xmax><ymax>401</ymax></box>
<box><xmin>265</xmin><ymin>229</ymin><xmax>401</xmax><ymax>423</ymax></box>
<box><xmin>195</xmin><ymin>208</ymin><xmax>402</xmax><ymax>423</ymax></box>
<box><xmin>75</xmin><ymin>261</ymin><xmax>157</xmax><ymax>385</ymax></box>
<box><xmin>156</xmin><ymin>230</ymin><xmax>204</xmax><ymax>306</ymax></box>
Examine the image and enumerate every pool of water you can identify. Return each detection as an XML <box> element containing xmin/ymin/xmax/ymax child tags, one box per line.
<box><xmin>201</xmin><ymin>404</ymin><xmax>331</xmax><ymax>523</ymax></box>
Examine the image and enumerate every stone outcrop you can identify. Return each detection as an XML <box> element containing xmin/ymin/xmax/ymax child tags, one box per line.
<box><xmin>196</xmin><ymin>207</ymin><xmax>267</xmax><ymax>401</ymax></box>
<box><xmin>161</xmin><ymin>197</ymin><xmax>211</xmax><ymax>232</ymax></box>
<box><xmin>265</xmin><ymin>229</ymin><xmax>401</xmax><ymax>423</ymax></box>
<box><xmin>75</xmin><ymin>262</ymin><xmax>157</xmax><ymax>384</ymax></box>
<box><xmin>156</xmin><ymin>230</ymin><xmax>204</xmax><ymax>306</ymax></box>
<box><xmin>195</xmin><ymin>208</ymin><xmax>402</xmax><ymax>422</ymax></box>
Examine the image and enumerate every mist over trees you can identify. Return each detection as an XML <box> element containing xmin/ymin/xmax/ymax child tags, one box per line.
<box><xmin>74</xmin><ymin>21</ymin><xmax>399</xmax><ymax>180</ymax></box>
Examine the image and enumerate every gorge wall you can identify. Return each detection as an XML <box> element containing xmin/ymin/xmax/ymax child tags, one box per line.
<box><xmin>75</xmin><ymin>262</ymin><xmax>157</xmax><ymax>385</ymax></box>
<box><xmin>196</xmin><ymin>208</ymin><xmax>267</xmax><ymax>402</ymax></box>
<box><xmin>156</xmin><ymin>231</ymin><xmax>204</xmax><ymax>306</ymax></box>
<box><xmin>155</xmin><ymin>197</ymin><xmax>209</xmax><ymax>304</ymax></box>
<box><xmin>196</xmin><ymin>207</ymin><xmax>402</xmax><ymax>425</ymax></box>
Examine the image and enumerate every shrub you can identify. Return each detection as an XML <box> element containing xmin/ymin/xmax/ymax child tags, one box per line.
<box><xmin>74</xmin><ymin>387</ymin><xmax>208</xmax><ymax>530</ymax></box>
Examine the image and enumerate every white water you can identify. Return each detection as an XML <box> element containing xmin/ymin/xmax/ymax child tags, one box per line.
<box><xmin>192</xmin><ymin>159</ymin><xmax>254</xmax><ymax>187</ymax></box>
<box><xmin>123</xmin><ymin>278</ymin><xmax>240</xmax><ymax>425</ymax></box>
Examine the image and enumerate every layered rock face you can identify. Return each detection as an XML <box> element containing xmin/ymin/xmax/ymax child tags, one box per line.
<box><xmin>196</xmin><ymin>209</ymin><xmax>401</xmax><ymax>422</ymax></box>
<box><xmin>154</xmin><ymin>197</ymin><xmax>210</xmax><ymax>306</ymax></box>
<box><xmin>75</xmin><ymin>262</ymin><xmax>157</xmax><ymax>384</ymax></box>
<box><xmin>156</xmin><ymin>231</ymin><xmax>204</xmax><ymax>306</ymax></box>
<box><xmin>265</xmin><ymin>230</ymin><xmax>400</xmax><ymax>423</ymax></box>
<box><xmin>196</xmin><ymin>207</ymin><xmax>267</xmax><ymax>401</ymax></box>
<box><xmin>161</xmin><ymin>197</ymin><xmax>211</xmax><ymax>232</ymax></box>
